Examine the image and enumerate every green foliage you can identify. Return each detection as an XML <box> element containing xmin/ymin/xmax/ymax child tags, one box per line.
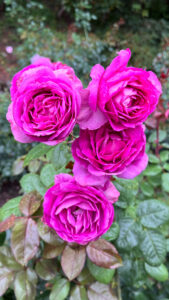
<box><xmin>1</xmin><ymin>1</ymin><xmax>169</xmax><ymax>299</ymax></box>
<box><xmin>87</xmin><ymin>259</ymin><xmax>115</xmax><ymax>284</ymax></box>
<box><xmin>0</xmin><ymin>91</ymin><xmax>31</xmax><ymax>185</ymax></box>
<box><xmin>49</xmin><ymin>278</ymin><xmax>70</xmax><ymax>300</ymax></box>
<box><xmin>0</xmin><ymin>196</ymin><xmax>21</xmax><ymax>221</ymax></box>
<box><xmin>145</xmin><ymin>263</ymin><xmax>169</xmax><ymax>282</ymax></box>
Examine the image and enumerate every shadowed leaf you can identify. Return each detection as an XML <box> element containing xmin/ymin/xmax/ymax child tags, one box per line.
<box><xmin>43</xmin><ymin>243</ymin><xmax>65</xmax><ymax>259</ymax></box>
<box><xmin>77</xmin><ymin>267</ymin><xmax>95</xmax><ymax>285</ymax></box>
<box><xmin>35</xmin><ymin>259</ymin><xmax>58</xmax><ymax>280</ymax></box>
<box><xmin>88</xmin><ymin>282</ymin><xmax>118</xmax><ymax>300</ymax></box>
<box><xmin>87</xmin><ymin>239</ymin><xmax>122</xmax><ymax>269</ymax></box>
<box><xmin>19</xmin><ymin>192</ymin><xmax>42</xmax><ymax>216</ymax></box>
<box><xmin>11</xmin><ymin>218</ymin><xmax>39</xmax><ymax>266</ymax></box>
<box><xmin>61</xmin><ymin>245</ymin><xmax>86</xmax><ymax>280</ymax></box>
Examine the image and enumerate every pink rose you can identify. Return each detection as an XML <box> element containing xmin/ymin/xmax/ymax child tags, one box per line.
<box><xmin>72</xmin><ymin>124</ymin><xmax>148</xmax><ymax>186</ymax></box>
<box><xmin>7</xmin><ymin>57</ymin><xmax>82</xmax><ymax>145</ymax></box>
<box><xmin>78</xmin><ymin>48</ymin><xmax>162</xmax><ymax>131</ymax></box>
<box><xmin>43</xmin><ymin>174</ymin><xmax>119</xmax><ymax>245</ymax></box>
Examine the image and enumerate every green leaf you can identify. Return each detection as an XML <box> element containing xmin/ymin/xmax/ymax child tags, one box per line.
<box><xmin>160</xmin><ymin>151</ymin><xmax>169</xmax><ymax>162</ymax></box>
<box><xmin>137</xmin><ymin>200</ymin><xmax>169</xmax><ymax>228</ymax></box>
<box><xmin>140</xmin><ymin>230</ymin><xmax>166</xmax><ymax>266</ymax></box>
<box><xmin>140</xmin><ymin>182</ymin><xmax>154</xmax><ymax>197</ymax></box>
<box><xmin>147</xmin><ymin>174</ymin><xmax>161</xmax><ymax>187</ymax></box>
<box><xmin>163</xmin><ymin>163</ymin><xmax>169</xmax><ymax>171</ymax></box>
<box><xmin>70</xmin><ymin>285</ymin><xmax>88</xmax><ymax>300</ymax></box>
<box><xmin>114</xmin><ymin>178</ymin><xmax>138</xmax><ymax>205</ymax></box>
<box><xmin>145</xmin><ymin>263</ymin><xmax>168</xmax><ymax>281</ymax></box>
<box><xmin>87</xmin><ymin>259</ymin><xmax>115</xmax><ymax>284</ymax></box>
<box><xmin>40</xmin><ymin>164</ymin><xmax>56</xmax><ymax>187</ymax></box>
<box><xmin>0</xmin><ymin>267</ymin><xmax>14</xmax><ymax>297</ymax></box>
<box><xmin>19</xmin><ymin>192</ymin><xmax>42</xmax><ymax>216</ymax></box>
<box><xmin>11</xmin><ymin>218</ymin><xmax>39</xmax><ymax>266</ymax></box>
<box><xmin>0</xmin><ymin>197</ymin><xmax>21</xmax><ymax>222</ymax></box>
<box><xmin>14</xmin><ymin>269</ymin><xmax>37</xmax><ymax>300</ymax></box>
<box><xmin>61</xmin><ymin>245</ymin><xmax>86</xmax><ymax>281</ymax></box>
<box><xmin>0</xmin><ymin>246</ymin><xmax>22</xmax><ymax>271</ymax></box>
<box><xmin>51</xmin><ymin>144</ymin><xmax>71</xmax><ymax>170</ymax></box>
<box><xmin>117</xmin><ymin>217</ymin><xmax>141</xmax><ymax>250</ymax></box>
<box><xmin>143</xmin><ymin>165</ymin><xmax>162</xmax><ymax>176</ymax></box>
<box><xmin>148</xmin><ymin>154</ymin><xmax>159</xmax><ymax>164</ymax></box>
<box><xmin>148</xmin><ymin>130</ymin><xmax>167</xmax><ymax>143</ymax></box>
<box><xmin>101</xmin><ymin>222</ymin><xmax>120</xmax><ymax>241</ymax></box>
<box><xmin>77</xmin><ymin>268</ymin><xmax>95</xmax><ymax>285</ymax></box>
<box><xmin>86</xmin><ymin>239</ymin><xmax>122</xmax><ymax>269</ymax></box>
<box><xmin>162</xmin><ymin>173</ymin><xmax>169</xmax><ymax>193</ymax></box>
<box><xmin>162</xmin><ymin>143</ymin><xmax>169</xmax><ymax>149</ymax></box>
<box><xmin>49</xmin><ymin>278</ymin><xmax>70</xmax><ymax>300</ymax></box>
<box><xmin>20</xmin><ymin>174</ymin><xmax>46</xmax><ymax>195</ymax></box>
<box><xmin>24</xmin><ymin>143</ymin><xmax>53</xmax><ymax>166</ymax></box>
<box><xmin>35</xmin><ymin>259</ymin><xmax>58</xmax><ymax>280</ymax></box>
<box><xmin>0</xmin><ymin>215</ymin><xmax>16</xmax><ymax>233</ymax></box>
<box><xmin>87</xmin><ymin>282</ymin><xmax>118</xmax><ymax>300</ymax></box>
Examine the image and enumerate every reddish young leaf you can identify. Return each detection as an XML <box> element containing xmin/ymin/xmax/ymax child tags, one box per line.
<box><xmin>61</xmin><ymin>245</ymin><xmax>86</xmax><ymax>281</ymax></box>
<box><xmin>11</xmin><ymin>218</ymin><xmax>39</xmax><ymax>266</ymax></box>
<box><xmin>19</xmin><ymin>192</ymin><xmax>42</xmax><ymax>216</ymax></box>
<box><xmin>86</xmin><ymin>239</ymin><xmax>122</xmax><ymax>269</ymax></box>
<box><xmin>88</xmin><ymin>281</ymin><xmax>118</xmax><ymax>300</ymax></box>
<box><xmin>0</xmin><ymin>215</ymin><xmax>16</xmax><ymax>233</ymax></box>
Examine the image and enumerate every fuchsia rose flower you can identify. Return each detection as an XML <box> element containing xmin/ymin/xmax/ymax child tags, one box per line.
<box><xmin>72</xmin><ymin>124</ymin><xmax>148</xmax><ymax>186</ymax></box>
<box><xmin>43</xmin><ymin>174</ymin><xmax>119</xmax><ymax>245</ymax></box>
<box><xmin>78</xmin><ymin>48</ymin><xmax>162</xmax><ymax>131</ymax></box>
<box><xmin>7</xmin><ymin>56</ymin><xmax>82</xmax><ymax>145</ymax></box>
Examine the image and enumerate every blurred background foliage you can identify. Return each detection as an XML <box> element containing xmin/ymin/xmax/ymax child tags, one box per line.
<box><xmin>0</xmin><ymin>0</ymin><xmax>169</xmax><ymax>299</ymax></box>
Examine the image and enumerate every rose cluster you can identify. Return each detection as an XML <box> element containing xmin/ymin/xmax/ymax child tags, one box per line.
<box><xmin>7</xmin><ymin>49</ymin><xmax>162</xmax><ymax>245</ymax></box>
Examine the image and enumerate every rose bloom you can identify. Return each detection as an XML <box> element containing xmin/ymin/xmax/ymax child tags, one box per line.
<box><xmin>7</xmin><ymin>56</ymin><xmax>82</xmax><ymax>145</ymax></box>
<box><xmin>78</xmin><ymin>48</ymin><xmax>162</xmax><ymax>131</ymax></box>
<box><xmin>43</xmin><ymin>174</ymin><xmax>119</xmax><ymax>245</ymax></box>
<box><xmin>72</xmin><ymin>124</ymin><xmax>148</xmax><ymax>186</ymax></box>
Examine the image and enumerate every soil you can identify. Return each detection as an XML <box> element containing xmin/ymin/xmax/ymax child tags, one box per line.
<box><xmin>0</xmin><ymin>181</ymin><xmax>20</xmax><ymax>208</ymax></box>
